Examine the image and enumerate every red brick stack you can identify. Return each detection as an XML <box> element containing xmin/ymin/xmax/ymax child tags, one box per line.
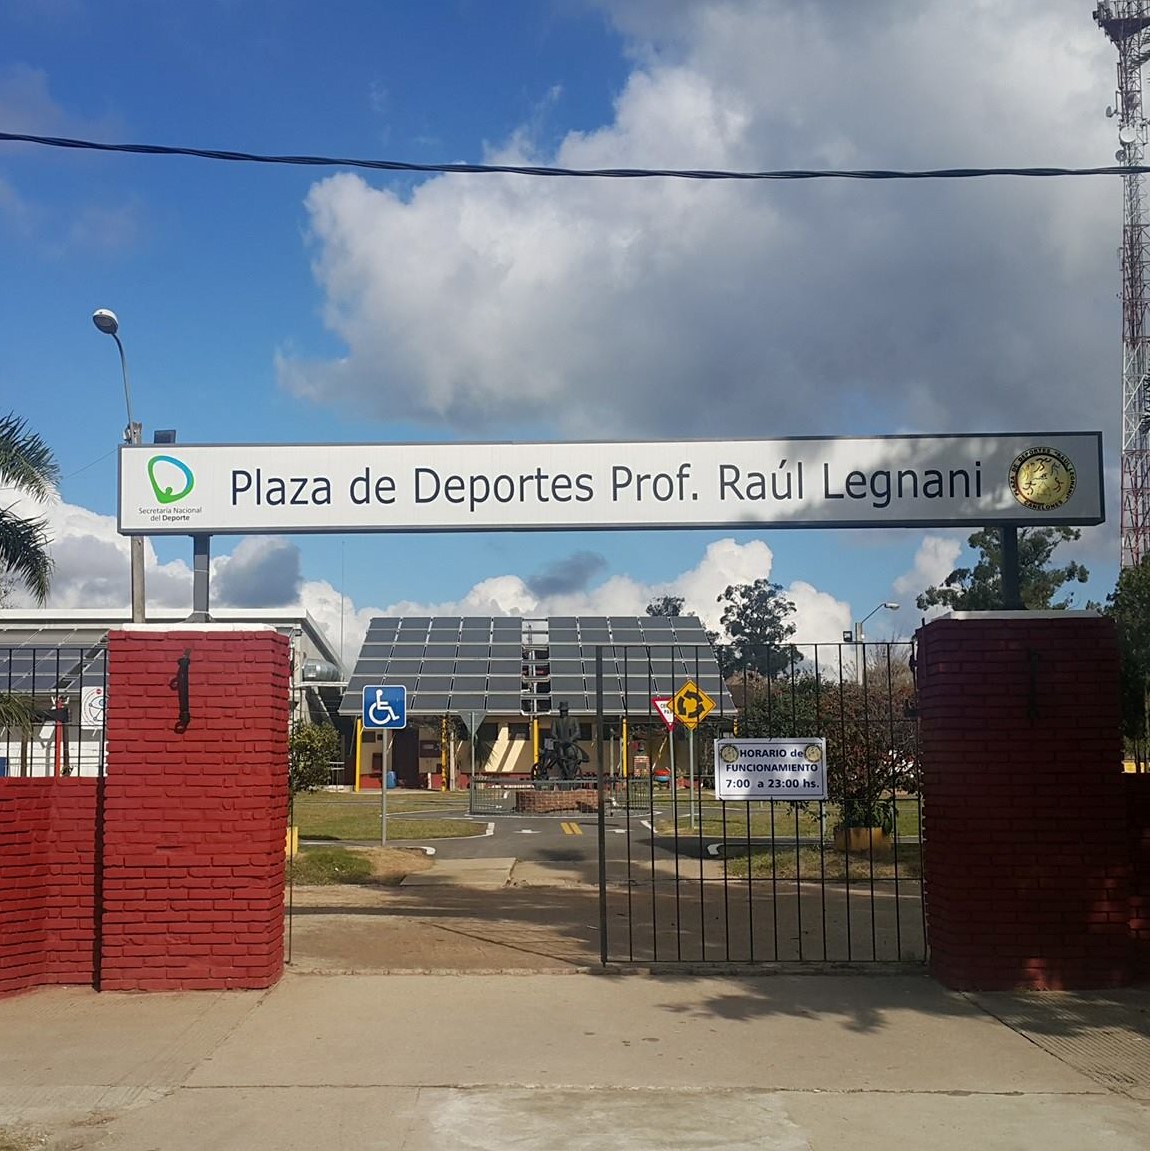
<box><xmin>917</xmin><ymin>614</ymin><xmax>1130</xmax><ymax>990</ymax></box>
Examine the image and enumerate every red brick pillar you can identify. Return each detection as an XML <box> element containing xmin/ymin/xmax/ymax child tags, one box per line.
<box><xmin>1128</xmin><ymin>775</ymin><xmax>1150</xmax><ymax>981</ymax></box>
<box><xmin>100</xmin><ymin>627</ymin><xmax>289</xmax><ymax>991</ymax></box>
<box><xmin>917</xmin><ymin>614</ymin><xmax>1129</xmax><ymax>990</ymax></box>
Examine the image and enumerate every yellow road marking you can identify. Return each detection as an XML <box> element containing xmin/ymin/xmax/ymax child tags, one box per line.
<box><xmin>561</xmin><ymin>822</ymin><xmax>584</xmax><ymax>835</ymax></box>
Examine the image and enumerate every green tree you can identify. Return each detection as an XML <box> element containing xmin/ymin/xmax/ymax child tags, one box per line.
<box><xmin>1105</xmin><ymin>557</ymin><xmax>1150</xmax><ymax>769</ymax></box>
<box><xmin>0</xmin><ymin>413</ymin><xmax>60</xmax><ymax>604</ymax></box>
<box><xmin>645</xmin><ymin>595</ymin><xmax>684</xmax><ymax>617</ymax></box>
<box><xmin>715</xmin><ymin>579</ymin><xmax>801</xmax><ymax>678</ymax></box>
<box><xmin>0</xmin><ymin>691</ymin><xmax>35</xmax><ymax>737</ymax></box>
<box><xmin>740</xmin><ymin>665</ymin><xmax>918</xmax><ymax>830</ymax></box>
<box><xmin>916</xmin><ymin>527</ymin><xmax>1089</xmax><ymax>612</ymax></box>
<box><xmin>289</xmin><ymin>722</ymin><xmax>341</xmax><ymax>797</ymax></box>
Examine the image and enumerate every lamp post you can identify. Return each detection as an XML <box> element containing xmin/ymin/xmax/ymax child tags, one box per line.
<box><xmin>92</xmin><ymin>308</ymin><xmax>146</xmax><ymax>623</ymax></box>
<box><xmin>851</xmin><ymin>601</ymin><xmax>899</xmax><ymax>686</ymax></box>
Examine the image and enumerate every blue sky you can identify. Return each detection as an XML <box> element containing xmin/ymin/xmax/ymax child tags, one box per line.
<box><xmin>0</xmin><ymin>0</ymin><xmax>1129</xmax><ymax>665</ymax></box>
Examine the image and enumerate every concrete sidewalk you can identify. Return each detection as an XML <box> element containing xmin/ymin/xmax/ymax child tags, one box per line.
<box><xmin>2</xmin><ymin>973</ymin><xmax>1149</xmax><ymax>1150</ymax></box>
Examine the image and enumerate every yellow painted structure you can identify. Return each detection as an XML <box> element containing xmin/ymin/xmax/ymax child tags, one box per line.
<box><xmin>353</xmin><ymin>717</ymin><xmax>364</xmax><ymax>792</ymax></box>
<box><xmin>441</xmin><ymin>715</ymin><xmax>449</xmax><ymax>790</ymax></box>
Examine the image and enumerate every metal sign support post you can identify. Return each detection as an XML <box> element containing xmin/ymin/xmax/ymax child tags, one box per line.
<box><xmin>362</xmin><ymin>685</ymin><xmax>407</xmax><ymax>844</ymax></box>
<box><xmin>688</xmin><ymin>728</ymin><xmax>697</xmax><ymax>831</ymax></box>
<box><xmin>188</xmin><ymin>534</ymin><xmax>211</xmax><ymax>622</ymax></box>
<box><xmin>595</xmin><ymin>647</ymin><xmax>608</xmax><ymax>967</ymax></box>
<box><xmin>380</xmin><ymin>730</ymin><xmax>389</xmax><ymax>846</ymax></box>
<box><xmin>1001</xmin><ymin>525</ymin><xmax>1023</xmax><ymax>609</ymax></box>
<box><xmin>468</xmin><ymin>711</ymin><xmax>478</xmax><ymax>802</ymax></box>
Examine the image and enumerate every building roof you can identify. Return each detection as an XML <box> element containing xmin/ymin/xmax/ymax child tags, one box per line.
<box><xmin>339</xmin><ymin>615</ymin><xmax>733</xmax><ymax>721</ymax></box>
<box><xmin>0</xmin><ymin>629</ymin><xmax>108</xmax><ymax>697</ymax></box>
<box><xmin>0</xmin><ymin>608</ymin><xmax>344</xmax><ymax>675</ymax></box>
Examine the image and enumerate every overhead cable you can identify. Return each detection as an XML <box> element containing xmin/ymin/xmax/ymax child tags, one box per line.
<box><xmin>0</xmin><ymin>130</ymin><xmax>1142</xmax><ymax>182</ymax></box>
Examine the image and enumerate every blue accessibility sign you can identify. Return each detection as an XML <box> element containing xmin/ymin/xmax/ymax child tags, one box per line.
<box><xmin>362</xmin><ymin>684</ymin><xmax>407</xmax><ymax>729</ymax></box>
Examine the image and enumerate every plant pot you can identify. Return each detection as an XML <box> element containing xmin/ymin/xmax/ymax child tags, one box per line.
<box><xmin>833</xmin><ymin>826</ymin><xmax>891</xmax><ymax>855</ymax></box>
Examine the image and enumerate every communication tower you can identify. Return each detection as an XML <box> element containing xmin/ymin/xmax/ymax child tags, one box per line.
<box><xmin>1096</xmin><ymin>2</ymin><xmax>1150</xmax><ymax>567</ymax></box>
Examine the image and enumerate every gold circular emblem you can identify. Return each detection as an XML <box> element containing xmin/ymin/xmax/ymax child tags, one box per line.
<box><xmin>803</xmin><ymin>743</ymin><xmax>822</xmax><ymax>763</ymax></box>
<box><xmin>1008</xmin><ymin>447</ymin><xmax>1076</xmax><ymax>511</ymax></box>
<box><xmin>719</xmin><ymin>743</ymin><xmax>741</xmax><ymax>764</ymax></box>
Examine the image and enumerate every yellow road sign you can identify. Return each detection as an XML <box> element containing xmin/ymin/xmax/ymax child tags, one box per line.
<box><xmin>672</xmin><ymin>680</ymin><xmax>715</xmax><ymax>730</ymax></box>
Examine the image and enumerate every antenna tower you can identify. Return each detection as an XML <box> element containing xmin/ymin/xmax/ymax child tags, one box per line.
<box><xmin>1096</xmin><ymin>3</ymin><xmax>1150</xmax><ymax>567</ymax></box>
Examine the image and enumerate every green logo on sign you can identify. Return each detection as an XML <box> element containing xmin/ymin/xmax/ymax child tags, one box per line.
<box><xmin>148</xmin><ymin>455</ymin><xmax>195</xmax><ymax>504</ymax></box>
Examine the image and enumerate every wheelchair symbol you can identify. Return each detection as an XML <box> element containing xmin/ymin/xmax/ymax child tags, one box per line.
<box><xmin>369</xmin><ymin>690</ymin><xmax>399</xmax><ymax>724</ymax></box>
<box><xmin>362</xmin><ymin>685</ymin><xmax>406</xmax><ymax>729</ymax></box>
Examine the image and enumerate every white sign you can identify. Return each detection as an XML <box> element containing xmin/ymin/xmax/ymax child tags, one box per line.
<box><xmin>652</xmin><ymin>697</ymin><xmax>675</xmax><ymax>731</ymax></box>
<box><xmin>80</xmin><ymin>686</ymin><xmax>105</xmax><ymax>730</ymax></box>
<box><xmin>117</xmin><ymin>433</ymin><xmax>1104</xmax><ymax>535</ymax></box>
<box><xmin>714</xmin><ymin>738</ymin><xmax>828</xmax><ymax>801</ymax></box>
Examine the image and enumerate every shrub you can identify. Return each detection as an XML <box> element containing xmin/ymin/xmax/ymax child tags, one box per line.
<box><xmin>289</xmin><ymin>722</ymin><xmax>340</xmax><ymax>797</ymax></box>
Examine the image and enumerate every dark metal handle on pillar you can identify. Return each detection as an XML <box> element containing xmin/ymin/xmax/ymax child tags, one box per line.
<box><xmin>170</xmin><ymin>649</ymin><xmax>191</xmax><ymax>733</ymax></box>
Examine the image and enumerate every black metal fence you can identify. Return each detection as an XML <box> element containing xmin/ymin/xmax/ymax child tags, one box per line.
<box><xmin>590</xmin><ymin>641</ymin><xmax>924</xmax><ymax>965</ymax></box>
<box><xmin>0</xmin><ymin>644</ymin><xmax>108</xmax><ymax>779</ymax></box>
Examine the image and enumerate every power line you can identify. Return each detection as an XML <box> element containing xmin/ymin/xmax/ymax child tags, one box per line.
<box><xmin>60</xmin><ymin>447</ymin><xmax>117</xmax><ymax>483</ymax></box>
<box><xmin>0</xmin><ymin>130</ymin><xmax>1142</xmax><ymax>182</ymax></box>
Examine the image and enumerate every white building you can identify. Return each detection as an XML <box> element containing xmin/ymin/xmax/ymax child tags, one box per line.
<box><xmin>0</xmin><ymin>609</ymin><xmax>344</xmax><ymax>779</ymax></box>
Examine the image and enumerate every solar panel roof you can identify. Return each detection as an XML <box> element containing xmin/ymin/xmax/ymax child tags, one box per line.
<box><xmin>0</xmin><ymin>635</ymin><xmax>108</xmax><ymax>696</ymax></box>
<box><xmin>339</xmin><ymin>615</ymin><xmax>733</xmax><ymax>718</ymax></box>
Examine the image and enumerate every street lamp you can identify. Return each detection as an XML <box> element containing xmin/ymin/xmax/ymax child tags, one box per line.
<box><xmin>92</xmin><ymin>308</ymin><xmax>146</xmax><ymax>623</ymax></box>
<box><xmin>848</xmin><ymin>601</ymin><xmax>899</xmax><ymax>685</ymax></box>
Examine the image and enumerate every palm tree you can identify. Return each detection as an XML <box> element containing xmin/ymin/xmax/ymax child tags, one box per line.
<box><xmin>0</xmin><ymin>413</ymin><xmax>58</xmax><ymax>740</ymax></box>
<box><xmin>0</xmin><ymin>411</ymin><xmax>60</xmax><ymax>604</ymax></box>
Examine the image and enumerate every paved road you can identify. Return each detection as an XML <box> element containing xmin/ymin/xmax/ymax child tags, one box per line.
<box><xmin>309</xmin><ymin>800</ymin><xmax>649</xmax><ymax>866</ymax></box>
<box><xmin>305</xmin><ymin>792</ymin><xmax>919</xmax><ymax>880</ymax></box>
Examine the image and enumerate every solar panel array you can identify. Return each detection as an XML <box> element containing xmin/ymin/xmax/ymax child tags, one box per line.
<box><xmin>0</xmin><ymin>628</ymin><xmax>108</xmax><ymax>697</ymax></box>
<box><xmin>339</xmin><ymin>616</ymin><xmax>732</xmax><ymax>719</ymax></box>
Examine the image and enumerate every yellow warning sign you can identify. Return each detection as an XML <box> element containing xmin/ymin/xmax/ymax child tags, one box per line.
<box><xmin>672</xmin><ymin>680</ymin><xmax>715</xmax><ymax>731</ymax></box>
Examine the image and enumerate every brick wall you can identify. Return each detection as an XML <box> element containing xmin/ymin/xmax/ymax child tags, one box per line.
<box><xmin>918</xmin><ymin>614</ymin><xmax>1130</xmax><ymax>990</ymax></box>
<box><xmin>515</xmin><ymin>788</ymin><xmax>598</xmax><ymax>814</ymax></box>
<box><xmin>98</xmin><ymin>628</ymin><xmax>289</xmax><ymax>991</ymax></box>
<box><xmin>0</xmin><ymin>779</ymin><xmax>98</xmax><ymax>997</ymax></box>
<box><xmin>1128</xmin><ymin>774</ymin><xmax>1150</xmax><ymax>981</ymax></box>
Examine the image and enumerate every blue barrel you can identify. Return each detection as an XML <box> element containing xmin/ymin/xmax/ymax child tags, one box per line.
<box><xmin>386</xmin><ymin>770</ymin><xmax>397</xmax><ymax>789</ymax></box>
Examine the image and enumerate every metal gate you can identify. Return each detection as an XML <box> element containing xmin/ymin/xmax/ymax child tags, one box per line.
<box><xmin>591</xmin><ymin>641</ymin><xmax>924</xmax><ymax>966</ymax></box>
<box><xmin>0</xmin><ymin>641</ymin><xmax>109</xmax><ymax>779</ymax></box>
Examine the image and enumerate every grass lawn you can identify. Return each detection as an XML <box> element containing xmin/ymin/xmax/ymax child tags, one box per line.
<box><xmin>288</xmin><ymin>844</ymin><xmax>434</xmax><ymax>886</ymax></box>
<box><xmin>292</xmin><ymin>791</ymin><xmax>479</xmax><ymax>841</ymax></box>
<box><xmin>723</xmin><ymin>842</ymin><xmax>923</xmax><ymax>882</ymax></box>
<box><xmin>657</xmin><ymin>797</ymin><xmax>921</xmax><ymax>840</ymax></box>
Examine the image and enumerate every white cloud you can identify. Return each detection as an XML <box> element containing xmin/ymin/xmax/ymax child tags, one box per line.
<box><xmin>356</xmin><ymin>534</ymin><xmax>849</xmax><ymax>652</ymax></box>
<box><xmin>1</xmin><ymin>492</ymin><xmax>184</xmax><ymax>610</ymax></box>
<box><xmin>279</xmin><ymin>0</ymin><xmax>1117</xmax><ymax>452</ymax></box>
<box><xmin>214</xmin><ymin>536</ymin><xmax>301</xmax><ymax>608</ymax></box>
<box><xmin>786</xmin><ymin>579</ymin><xmax>851</xmax><ymax>646</ymax></box>
<box><xmin>7</xmin><ymin>489</ymin><xmax>850</xmax><ymax>666</ymax></box>
<box><xmin>893</xmin><ymin>533</ymin><xmax>964</xmax><ymax>615</ymax></box>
